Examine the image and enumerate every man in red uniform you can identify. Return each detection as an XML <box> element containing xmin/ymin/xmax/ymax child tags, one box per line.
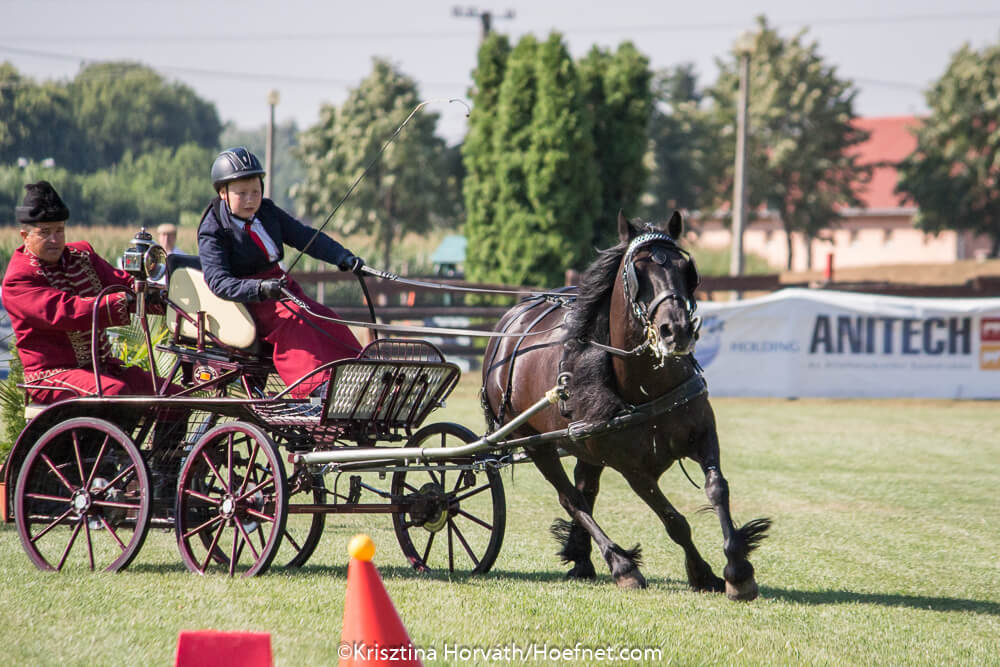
<box><xmin>2</xmin><ymin>181</ymin><xmax>156</xmax><ymax>404</ymax></box>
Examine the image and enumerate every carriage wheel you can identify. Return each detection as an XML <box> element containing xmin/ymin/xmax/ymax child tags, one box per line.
<box><xmin>277</xmin><ymin>469</ymin><xmax>325</xmax><ymax>568</ymax></box>
<box><xmin>391</xmin><ymin>423</ymin><xmax>505</xmax><ymax>575</ymax></box>
<box><xmin>14</xmin><ymin>418</ymin><xmax>151</xmax><ymax>573</ymax></box>
<box><xmin>175</xmin><ymin>423</ymin><xmax>287</xmax><ymax>576</ymax></box>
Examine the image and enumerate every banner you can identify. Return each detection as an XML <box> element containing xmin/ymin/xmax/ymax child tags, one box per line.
<box><xmin>694</xmin><ymin>289</ymin><xmax>1000</xmax><ymax>398</ymax></box>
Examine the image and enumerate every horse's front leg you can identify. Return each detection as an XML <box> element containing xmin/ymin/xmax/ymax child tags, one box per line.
<box><xmin>696</xmin><ymin>432</ymin><xmax>771</xmax><ymax>601</ymax></box>
<box><xmin>551</xmin><ymin>460</ymin><xmax>604</xmax><ymax>580</ymax></box>
<box><xmin>530</xmin><ymin>446</ymin><xmax>645</xmax><ymax>588</ymax></box>
<box><xmin>622</xmin><ymin>471</ymin><xmax>724</xmax><ymax>593</ymax></box>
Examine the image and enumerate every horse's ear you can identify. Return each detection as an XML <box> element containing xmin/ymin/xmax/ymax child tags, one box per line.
<box><xmin>617</xmin><ymin>210</ymin><xmax>631</xmax><ymax>243</ymax></box>
<box><xmin>667</xmin><ymin>210</ymin><xmax>683</xmax><ymax>239</ymax></box>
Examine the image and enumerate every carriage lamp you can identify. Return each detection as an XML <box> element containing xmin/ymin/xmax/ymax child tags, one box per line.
<box><xmin>123</xmin><ymin>228</ymin><xmax>168</xmax><ymax>283</ymax></box>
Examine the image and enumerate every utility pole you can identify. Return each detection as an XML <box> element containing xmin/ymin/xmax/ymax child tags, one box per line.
<box><xmin>265</xmin><ymin>89</ymin><xmax>280</xmax><ymax>200</ymax></box>
<box><xmin>729</xmin><ymin>33</ymin><xmax>754</xmax><ymax>299</ymax></box>
<box><xmin>452</xmin><ymin>6</ymin><xmax>515</xmax><ymax>42</ymax></box>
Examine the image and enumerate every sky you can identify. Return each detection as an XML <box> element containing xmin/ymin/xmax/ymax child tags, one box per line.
<box><xmin>1</xmin><ymin>0</ymin><xmax>999</xmax><ymax>145</ymax></box>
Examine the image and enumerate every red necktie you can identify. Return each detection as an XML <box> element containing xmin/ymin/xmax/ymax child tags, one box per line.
<box><xmin>244</xmin><ymin>221</ymin><xmax>269</xmax><ymax>257</ymax></box>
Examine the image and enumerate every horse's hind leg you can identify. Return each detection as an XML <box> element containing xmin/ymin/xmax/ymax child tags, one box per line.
<box><xmin>530</xmin><ymin>447</ymin><xmax>646</xmax><ymax>589</ymax></box>
<box><xmin>551</xmin><ymin>460</ymin><xmax>603</xmax><ymax>580</ymax></box>
<box><xmin>623</xmin><ymin>472</ymin><xmax>725</xmax><ymax>593</ymax></box>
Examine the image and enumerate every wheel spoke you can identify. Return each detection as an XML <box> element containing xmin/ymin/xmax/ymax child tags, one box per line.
<box><xmin>454</xmin><ymin>483</ymin><xmax>492</xmax><ymax>503</ymax></box>
<box><xmin>244</xmin><ymin>507</ymin><xmax>275</xmax><ymax>523</ymax></box>
<box><xmin>282</xmin><ymin>530</ymin><xmax>302</xmax><ymax>552</ymax></box>
<box><xmin>71</xmin><ymin>431</ymin><xmax>86</xmax><ymax>487</ymax></box>
<box><xmin>98</xmin><ymin>463</ymin><xmax>137</xmax><ymax>492</ymax></box>
<box><xmin>84</xmin><ymin>517</ymin><xmax>95</xmax><ymax>571</ymax></box>
<box><xmin>30</xmin><ymin>507</ymin><xmax>76</xmax><ymax>543</ymax></box>
<box><xmin>200</xmin><ymin>522</ymin><xmax>226</xmax><ymax>573</ymax></box>
<box><xmin>236</xmin><ymin>477</ymin><xmax>275</xmax><ymax>503</ymax></box>
<box><xmin>226</xmin><ymin>433</ymin><xmax>235</xmax><ymax>495</ymax></box>
<box><xmin>421</xmin><ymin>532</ymin><xmax>435</xmax><ymax>565</ymax></box>
<box><xmin>98</xmin><ymin>515</ymin><xmax>128</xmax><ymax>551</ymax></box>
<box><xmin>447</xmin><ymin>521</ymin><xmax>455</xmax><ymax>571</ymax></box>
<box><xmin>56</xmin><ymin>520</ymin><xmax>83</xmax><ymax>571</ymax></box>
<box><xmin>200</xmin><ymin>451</ymin><xmax>229</xmax><ymax>497</ymax></box>
<box><xmin>455</xmin><ymin>508</ymin><xmax>493</xmax><ymax>531</ymax></box>
<box><xmin>235</xmin><ymin>519</ymin><xmax>262</xmax><ymax>562</ymax></box>
<box><xmin>183</xmin><ymin>513</ymin><xmax>224</xmax><ymax>540</ymax></box>
<box><xmin>182</xmin><ymin>488</ymin><xmax>222</xmax><ymax>506</ymax></box>
<box><xmin>229</xmin><ymin>525</ymin><xmax>240</xmax><ymax>576</ymax></box>
<box><xmin>91</xmin><ymin>499</ymin><xmax>143</xmax><ymax>511</ymax></box>
<box><xmin>41</xmin><ymin>453</ymin><xmax>77</xmax><ymax>494</ymax></box>
<box><xmin>449</xmin><ymin>518</ymin><xmax>480</xmax><ymax>567</ymax></box>
<box><xmin>236</xmin><ymin>441</ymin><xmax>261</xmax><ymax>497</ymax></box>
<box><xmin>85</xmin><ymin>436</ymin><xmax>110</xmax><ymax>488</ymax></box>
<box><xmin>25</xmin><ymin>492</ymin><xmax>72</xmax><ymax>503</ymax></box>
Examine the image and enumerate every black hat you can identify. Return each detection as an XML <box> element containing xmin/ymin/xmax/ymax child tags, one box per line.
<box><xmin>16</xmin><ymin>181</ymin><xmax>70</xmax><ymax>224</ymax></box>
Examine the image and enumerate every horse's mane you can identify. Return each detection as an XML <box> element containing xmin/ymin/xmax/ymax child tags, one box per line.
<box><xmin>563</xmin><ymin>239</ymin><xmax>628</xmax><ymax>349</ymax></box>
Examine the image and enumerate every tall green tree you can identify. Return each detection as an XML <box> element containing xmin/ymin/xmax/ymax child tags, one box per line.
<box><xmin>221</xmin><ymin>120</ymin><xmax>305</xmax><ymax>212</ymax></box>
<box><xmin>515</xmin><ymin>32</ymin><xmax>600</xmax><ymax>285</ymax></box>
<box><xmin>642</xmin><ymin>64</ymin><xmax>725</xmax><ymax>219</ymax></box>
<box><xmin>0</xmin><ymin>63</ymin><xmax>80</xmax><ymax>167</ymax></box>
<box><xmin>896</xmin><ymin>40</ymin><xmax>1000</xmax><ymax>257</ymax></box>
<box><xmin>68</xmin><ymin>62</ymin><xmax>222</xmax><ymax>171</ymax></box>
<box><xmin>293</xmin><ymin>58</ymin><xmax>453</xmax><ymax>269</ymax></box>
<box><xmin>578</xmin><ymin>42</ymin><xmax>652</xmax><ymax>247</ymax></box>
<box><xmin>462</xmin><ymin>33</ymin><xmax>511</xmax><ymax>284</ymax></box>
<box><xmin>486</xmin><ymin>35</ymin><xmax>540</xmax><ymax>285</ymax></box>
<box><xmin>706</xmin><ymin>16</ymin><xmax>871</xmax><ymax>269</ymax></box>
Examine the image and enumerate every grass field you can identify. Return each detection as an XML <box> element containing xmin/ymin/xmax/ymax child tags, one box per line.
<box><xmin>1</xmin><ymin>377</ymin><xmax>998</xmax><ymax>666</ymax></box>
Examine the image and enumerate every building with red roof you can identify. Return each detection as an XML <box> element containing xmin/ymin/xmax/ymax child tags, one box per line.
<box><xmin>693</xmin><ymin>116</ymin><xmax>994</xmax><ymax>271</ymax></box>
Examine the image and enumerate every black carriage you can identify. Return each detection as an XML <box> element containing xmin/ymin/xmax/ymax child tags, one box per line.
<box><xmin>0</xmin><ymin>232</ymin><xmax>508</xmax><ymax>576</ymax></box>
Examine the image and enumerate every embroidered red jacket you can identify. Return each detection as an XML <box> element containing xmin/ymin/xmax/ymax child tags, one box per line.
<box><xmin>2</xmin><ymin>241</ymin><xmax>134</xmax><ymax>384</ymax></box>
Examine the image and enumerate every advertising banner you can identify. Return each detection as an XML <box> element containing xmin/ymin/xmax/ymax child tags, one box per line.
<box><xmin>694</xmin><ymin>289</ymin><xmax>1000</xmax><ymax>398</ymax></box>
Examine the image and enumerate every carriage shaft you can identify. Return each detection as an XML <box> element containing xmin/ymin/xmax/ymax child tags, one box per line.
<box><xmin>291</xmin><ymin>386</ymin><xmax>563</xmax><ymax>466</ymax></box>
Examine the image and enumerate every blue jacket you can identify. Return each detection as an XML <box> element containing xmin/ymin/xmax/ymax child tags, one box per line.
<box><xmin>197</xmin><ymin>197</ymin><xmax>353</xmax><ymax>302</ymax></box>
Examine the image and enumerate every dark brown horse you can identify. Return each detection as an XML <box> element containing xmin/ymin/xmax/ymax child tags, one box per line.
<box><xmin>483</xmin><ymin>212</ymin><xmax>770</xmax><ymax>599</ymax></box>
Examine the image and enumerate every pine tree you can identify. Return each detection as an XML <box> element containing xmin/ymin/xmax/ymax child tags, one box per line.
<box><xmin>462</xmin><ymin>34</ymin><xmax>511</xmax><ymax>283</ymax></box>
<box><xmin>579</xmin><ymin>42</ymin><xmax>653</xmax><ymax>247</ymax></box>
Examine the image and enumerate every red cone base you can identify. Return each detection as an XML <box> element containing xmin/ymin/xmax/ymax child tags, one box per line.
<box><xmin>174</xmin><ymin>630</ymin><xmax>272</xmax><ymax>667</ymax></box>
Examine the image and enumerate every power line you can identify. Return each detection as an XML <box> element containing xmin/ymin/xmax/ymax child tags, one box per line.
<box><xmin>0</xmin><ymin>10</ymin><xmax>996</xmax><ymax>42</ymax></box>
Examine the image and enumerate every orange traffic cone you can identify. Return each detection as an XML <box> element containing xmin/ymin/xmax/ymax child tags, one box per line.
<box><xmin>339</xmin><ymin>534</ymin><xmax>423</xmax><ymax>667</ymax></box>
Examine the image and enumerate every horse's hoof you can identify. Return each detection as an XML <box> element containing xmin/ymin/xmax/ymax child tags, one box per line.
<box><xmin>615</xmin><ymin>569</ymin><xmax>647</xmax><ymax>590</ymax></box>
<box><xmin>726</xmin><ymin>578</ymin><xmax>759</xmax><ymax>601</ymax></box>
<box><xmin>565</xmin><ymin>562</ymin><xmax>596</xmax><ymax>580</ymax></box>
<box><xmin>691</xmin><ymin>575</ymin><xmax>725</xmax><ymax>594</ymax></box>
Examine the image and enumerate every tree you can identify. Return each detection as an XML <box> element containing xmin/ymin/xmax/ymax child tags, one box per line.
<box><xmin>68</xmin><ymin>62</ymin><xmax>222</xmax><ymax>171</ymax></box>
<box><xmin>896</xmin><ymin>41</ymin><xmax>1000</xmax><ymax>257</ymax></box>
<box><xmin>578</xmin><ymin>42</ymin><xmax>652</xmax><ymax>247</ymax></box>
<box><xmin>706</xmin><ymin>16</ymin><xmax>871</xmax><ymax>269</ymax></box>
<box><xmin>642</xmin><ymin>64</ymin><xmax>726</xmax><ymax>220</ymax></box>
<box><xmin>462</xmin><ymin>33</ymin><xmax>511</xmax><ymax>284</ymax></box>
<box><xmin>293</xmin><ymin>58</ymin><xmax>452</xmax><ymax>269</ymax></box>
<box><xmin>0</xmin><ymin>63</ymin><xmax>80</xmax><ymax>167</ymax></box>
<box><xmin>221</xmin><ymin>120</ymin><xmax>305</xmax><ymax>212</ymax></box>
<box><xmin>514</xmin><ymin>32</ymin><xmax>600</xmax><ymax>285</ymax></box>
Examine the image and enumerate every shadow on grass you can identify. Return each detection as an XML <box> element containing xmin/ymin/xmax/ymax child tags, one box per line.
<box><xmin>763</xmin><ymin>586</ymin><xmax>1000</xmax><ymax>616</ymax></box>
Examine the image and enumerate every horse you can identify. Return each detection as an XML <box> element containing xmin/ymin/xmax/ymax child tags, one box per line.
<box><xmin>482</xmin><ymin>211</ymin><xmax>770</xmax><ymax>599</ymax></box>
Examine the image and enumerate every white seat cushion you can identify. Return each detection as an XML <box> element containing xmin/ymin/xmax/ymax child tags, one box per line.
<box><xmin>167</xmin><ymin>265</ymin><xmax>257</xmax><ymax>350</ymax></box>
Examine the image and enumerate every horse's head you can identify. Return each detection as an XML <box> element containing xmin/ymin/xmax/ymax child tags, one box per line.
<box><xmin>616</xmin><ymin>210</ymin><xmax>701</xmax><ymax>363</ymax></box>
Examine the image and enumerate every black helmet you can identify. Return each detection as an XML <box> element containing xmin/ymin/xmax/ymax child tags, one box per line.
<box><xmin>211</xmin><ymin>147</ymin><xmax>266</xmax><ymax>191</ymax></box>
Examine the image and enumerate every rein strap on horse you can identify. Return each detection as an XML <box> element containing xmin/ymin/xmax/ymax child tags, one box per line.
<box><xmin>278</xmin><ymin>287</ymin><xmax>565</xmax><ymax>338</ymax></box>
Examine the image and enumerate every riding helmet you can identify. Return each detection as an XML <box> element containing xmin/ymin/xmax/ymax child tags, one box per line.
<box><xmin>211</xmin><ymin>147</ymin><xmax>266</xmax><ymax>191</ymax></box>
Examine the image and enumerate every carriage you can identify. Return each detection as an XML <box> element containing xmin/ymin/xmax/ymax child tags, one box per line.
<box><xmin>2</xmin><ymin>216</ymin><xmax>768</xmax><ymax>600</ymax></box>
<box><xmin>1</xmin><ymin>229</ymin><xmax>517</xmax><ymax>576</ymax></box>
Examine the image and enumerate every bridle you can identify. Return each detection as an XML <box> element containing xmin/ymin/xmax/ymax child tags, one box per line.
<box><xmin>587</xmin><ymin>230</ymin><xmax>702</xmax><ymax>366</ymax></box>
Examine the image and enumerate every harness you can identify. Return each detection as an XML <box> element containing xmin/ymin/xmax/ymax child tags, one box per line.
<box><xmin>483</xmin><ymin>230</ymin><xmax>708</xmax><ymax>440</ymax></box>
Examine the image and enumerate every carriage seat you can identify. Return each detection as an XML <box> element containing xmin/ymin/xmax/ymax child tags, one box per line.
<box><xmin>166</xmin><ymin>254</ymin><xmax>260</xmax><ymax>352</ymax></box>
<box><xmin>24</xmin><ymin>403</ymin><xmax>45</xmax><ymax>421</ymax></box>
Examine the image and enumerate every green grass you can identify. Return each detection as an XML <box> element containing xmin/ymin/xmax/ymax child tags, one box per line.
<box><xmin>1</xmin><ymin>379</ymin><xmax>998</xmax><ymax>666</ymax></box>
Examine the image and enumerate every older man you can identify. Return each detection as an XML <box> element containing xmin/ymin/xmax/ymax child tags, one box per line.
<box><xmin>2</xmin><ymin>180</ymin><xmax>156</xmax><ymax>403</ymax></box>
